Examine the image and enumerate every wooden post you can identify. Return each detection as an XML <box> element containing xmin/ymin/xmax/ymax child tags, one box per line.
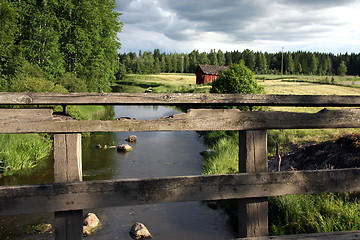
<box><xmin>54</xmin><ymin>133</ymin><xmax>83</xmax><ymax>240</ymax></box>
<box><xmin>238</xmin><ymin>130</ymin><xmax>268</xmax><ymax>238</ymax></box>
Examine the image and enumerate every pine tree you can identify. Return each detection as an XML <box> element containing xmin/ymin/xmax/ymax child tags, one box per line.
<box><xmin>337</xmin><ymin>60</ymin><xmax>347</xmax><ymax>76</ymax></box>
<box><xmin>255</xmin><ymin>52</ymin><xmax>268</xmax><ymax>74</ymax></box>
<box><xmin>217</xmin><ymin>50</ymin><xmax>226</xmax><ymax>66</ymax></box>
<box><xmin>209</xmin><ymin>49</ymin><xmax>219</xmax><ymax>65</ymax></box>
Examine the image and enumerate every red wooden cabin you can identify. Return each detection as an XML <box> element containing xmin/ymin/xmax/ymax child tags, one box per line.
<box><xmin>195</xmin><ymin>64</ymin><xmax>229</xmax><ymax>84</ymax></box>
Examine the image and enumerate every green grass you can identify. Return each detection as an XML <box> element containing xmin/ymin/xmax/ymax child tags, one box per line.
<box><xmin>0</xmin><ymin>134</ymin><xmax>52</xmax><ymax>176</ymax></box>
<box><xmin>269</xmin><ymin>193</ymin><xmax>360</xmax><ymax>235</ymax></box>
<box><xmin>66</xmin><ymin>105</ymin><xmax>113</xmax><ymax>120</ymax></box>
<box><xmin>202</xmin><ymin>136</ymin><xmax>239</xmax><ymax>175</ymax></box>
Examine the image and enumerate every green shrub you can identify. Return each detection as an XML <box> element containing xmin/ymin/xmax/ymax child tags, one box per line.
<box><xmin>56</xmin><ymin>72</ymin><xmax>88</xmax><ymax>92</ymax></box>
<box><xmin>211</xmin><ymin>62</ymin><xmax>265</xmax><ymax>95</ymax></box>
<box><xmin>11</xmin><ymin>76</ymin><xmax>67</xmax><ymax>92</ymax></box>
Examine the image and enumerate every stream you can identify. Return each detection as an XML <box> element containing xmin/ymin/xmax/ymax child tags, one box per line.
<box><xmin>0</xmin><ymin>105</ymin><xmax>234</xmax><ymax>239</ymax></box>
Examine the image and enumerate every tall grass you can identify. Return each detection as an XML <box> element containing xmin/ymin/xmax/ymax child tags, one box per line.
<box><xmin>202</xmin><ymin>136</ymin><xmax>238</xmax><ymax>175</ymax></box>
<box><xmin>0</xmin><ymin>134</ymin><xmax>52</xmax><ymax>176</ymax></box>
<box><xmin>269</xmin><ymin>193</ymin><xmax>360</xmax><ymax>235</ymax></box>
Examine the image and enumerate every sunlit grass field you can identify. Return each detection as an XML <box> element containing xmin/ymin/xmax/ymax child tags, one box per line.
<box><xmin>261</xmin><ymin>79</ymin><xmax>360</xmax><ymax>95</ymax></box>
<box><xmin>122</xmin><ymin>73</ymin><xmax>360</xmax><ymax>96</ymax></box>
<box><xmin>126</xmin><ymin>73</ymin><xmax>196</xmax><ymax>85</ymax></box>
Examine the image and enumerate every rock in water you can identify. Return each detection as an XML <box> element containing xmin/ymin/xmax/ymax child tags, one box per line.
<box><xmin>126</xmin><ymin>135</ymin><xmax>138</xmax><ymax>142</ymax></box>
<box><xmin>83</xmin><ymin>213</ymin><xmax>101</xmax><ymax>236</ymax></box>
<box><xmin>129</xmin><ymin>222</ymin><xmax>152</xmax><ymax>239</ymax></box>
<box><xmin>117</xmin><ymin>144</ymin><xmax>133</xmax><ymax>152</ymax></box>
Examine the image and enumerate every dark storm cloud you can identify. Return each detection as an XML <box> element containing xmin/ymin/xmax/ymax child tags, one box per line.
<box><xmin>164</xmin><ymin>0</ymin><xmax>270</xmax><ymax>38</ymax></box>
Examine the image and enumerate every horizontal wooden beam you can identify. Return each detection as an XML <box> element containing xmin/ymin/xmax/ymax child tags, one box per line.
<box><xmin>0</xmin><ymin>169</ymin><xmax>359</xmax><ymax>216</ymax></box>
<box><xmin>1</xmin><ymin>108</ymin><xmax>360</xmax><ymax>133</ymax></box>
<box><xmin>0</xmin><ymin>108</ymin><xmax>54</xmax><ymax>122</ymax></box>
<box><xmin>1</xmin><ymin>92</ymin><xmax>360</xmax><ymax>106</ymax></box>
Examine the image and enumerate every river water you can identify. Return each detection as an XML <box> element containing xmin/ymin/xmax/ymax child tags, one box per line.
<box><xmin>0</xmin><ymin>105</ymin><xmax>234</xmax><ymax>239</ymax></box>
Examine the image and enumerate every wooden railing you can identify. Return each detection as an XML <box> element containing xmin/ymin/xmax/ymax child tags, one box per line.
<box><xmin>0</xmin><ymin>92</ymin><xmax>360</xmax><ymax>240</ymax></box>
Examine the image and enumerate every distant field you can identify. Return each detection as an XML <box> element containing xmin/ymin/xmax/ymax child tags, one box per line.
<box><xmin>118</xmin><ymin>73</ymin><xmax>207</xmax><ymax>93</ymax></box>
<box><xmin>121</xmin><ymin>73</ymin><xmax>360</xmax><ymax>96</ymax></box>
<box><xmin>125</xmin><ymin>73</ymin><xmax>196</xmax><ymax>85</ymax></box>
<box><xmin>260</xmin><ymin>79</ymin><xmax>360</xmax><ymax>95</ymax></box>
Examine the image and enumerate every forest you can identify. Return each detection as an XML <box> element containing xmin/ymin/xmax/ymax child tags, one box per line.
<box><xmin>118</xmin><ymin>49</ymin><xmax>360</xmax><ymax>77</ymax></box>
<box><xmin>0</xmin><ymin>0</ymin><xmax>122</xmax><ymax>93</ymax></box>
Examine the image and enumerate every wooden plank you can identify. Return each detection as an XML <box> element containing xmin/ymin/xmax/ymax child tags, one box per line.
<box><xmin>54</xmin><ymin>134</ymin><xmax>83</xmax><ymax>240</ymax></box>
<box><xmin>0</xmin><ymin>108</ymin><xmax>53</xmax><ymax>122</ymax></box>
<box><xmin>2</xmin><ymin>108</ymin><xmax>360</xmax><ymax>133</ymax></box>
<box><xmin>2</xmin><ymin>92</ymin><xmax>360</xmax><ymax>106</ymax></box>
<box><xmin>54</xmin><ymin>134</ymin><xmax>82</xmax><ymax>182</ymax></box>
<box><xmin>238</xmin><ymin>131</ymin><xmax>268</xmax><ymax>238</ymax></box>
<box><xmin>236</xmin><ymin>230</ymin><xmax>360</xmax><ymax>240</ymax></box>
<box><xmin>0</xmin><ymin>169</ymin><xmax>359</xmax><ymax>216</ymax></box>
<box><xmin>239</xmin><ymin>131</ymin><xmax>268</xmax><ymax>173</ymax></box>
<box><xmin>55</xmin><ymin>210</ymin><xmax>84</xmax><ymax>240</ymax></box>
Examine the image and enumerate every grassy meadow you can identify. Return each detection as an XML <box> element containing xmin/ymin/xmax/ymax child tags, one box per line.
<box><xmin>119</xmin><ymin>73</ymin><xmax>360</xmax><ymax>96</ymax></box>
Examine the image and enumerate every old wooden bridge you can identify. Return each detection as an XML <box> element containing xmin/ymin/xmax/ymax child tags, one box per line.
<box><xmin>0</xmin><ymin>92</ymin><xmax>359</xmax><ymax>240</ymax></box>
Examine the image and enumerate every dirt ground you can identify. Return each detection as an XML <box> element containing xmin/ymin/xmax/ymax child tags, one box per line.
<box><xmin>269</xmin><ymin>134</ymin><xmax>360</xmax><ymax>171</ymax></box>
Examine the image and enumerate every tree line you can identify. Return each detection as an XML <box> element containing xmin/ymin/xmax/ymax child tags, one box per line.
<box><xmin>0</xmin><ymin>0</ymin><xmax>122</xmax><ymax>93</ymax></box>
<box><xmin>118</xmin><ymin>49</ymin><xmax>360</xmax><ymax>77</ymax></box>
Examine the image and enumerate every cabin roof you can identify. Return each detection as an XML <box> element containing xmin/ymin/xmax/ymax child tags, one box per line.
<box><xmin>197</xmin><ymin>64</ymin><xmax>229</xmax><ymax>75</ymax></box>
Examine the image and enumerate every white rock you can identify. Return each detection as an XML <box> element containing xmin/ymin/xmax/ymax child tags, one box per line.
<box><xmin>83</xmin><ymin>213</ymin><xmax>101</xmax><ymax>236</ymax></box>
<box><xmin>117</xmin><ymin>144</ymin><xmax>133</xmax><ymax>152</ymax></box>
<box><xmin>129</xmin><ymin>222</ymin><xmax>152</xmax><ymax>239</ymax></box>
<box><xmin>126</xmin><ymin>135</ymin><xmax>138</xmax><ymax>142</ymax></box>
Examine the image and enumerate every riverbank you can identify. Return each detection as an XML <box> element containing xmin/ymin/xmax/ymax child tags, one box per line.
<box><xmin>0</xmin><ymin>105</ymin><xmax>112</xmax><ymax>177</ymax></box>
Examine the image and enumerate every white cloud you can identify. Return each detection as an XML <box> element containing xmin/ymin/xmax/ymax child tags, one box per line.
<box><xmin>116</xmin><ymin>0</ymin><xmax>360</xmax><ymax>53</ymax></box>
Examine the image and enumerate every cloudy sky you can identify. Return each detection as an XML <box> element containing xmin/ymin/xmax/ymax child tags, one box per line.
<box><xmin>115</xmin><ymin>0</ymin><xmax>360</xmax><ymax>54</ymax></box>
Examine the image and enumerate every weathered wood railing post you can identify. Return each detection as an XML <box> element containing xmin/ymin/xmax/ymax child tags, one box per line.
<box><xmin>54</xmin><ymin>133</ymin><xmax>83</xmax><ymax>240</ymax></box>
<box><xmin>238</xmin><ymin>130</ymin><xmax>268</xmax><ymax>238</ymax></box>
